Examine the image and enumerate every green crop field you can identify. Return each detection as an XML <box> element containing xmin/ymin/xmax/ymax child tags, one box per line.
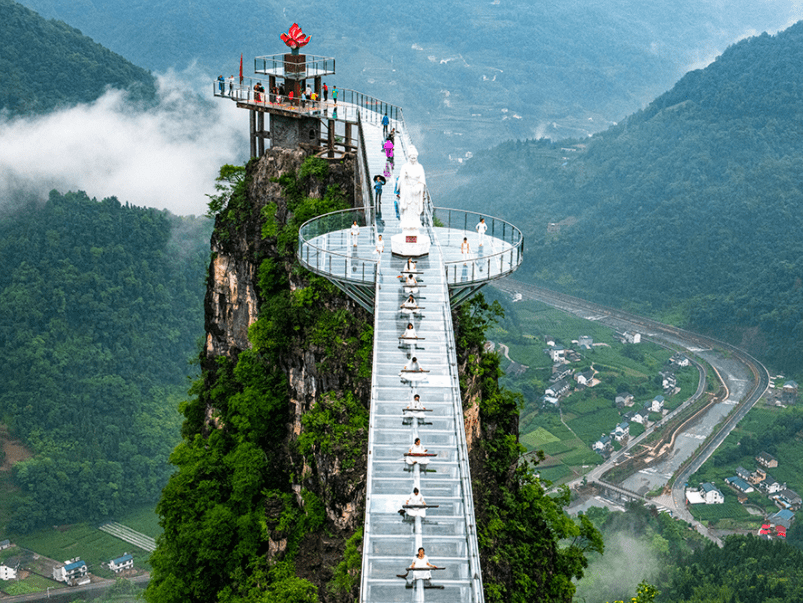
<box><xmin>15</xmin><ymin>522</ymin><xmax>151</xmax><ymax>575</ymax></box>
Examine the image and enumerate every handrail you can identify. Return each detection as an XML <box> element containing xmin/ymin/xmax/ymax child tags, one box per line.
<box><xmin>253</xmin><ymin>53</ymin><xmax>336</xmax><ymax>79</ymax></box>
<box><xmin>431</xmin><ymin>235</ymin><xmax>486</xmax><ymax>603</ymax></box>
<box><xmin>435</xmin><ymin>207</ymin><xmax>524</xmax><ymax>286</ymax></box>
<box><xmin>297</xmin><ymin>207</ymin><xmax>378</xmax><ymax>284</ymax></box>
<box><xmin>356</xmin><ymin>113</ymin><xmax>375</xmax><ymax>224</ymax></box>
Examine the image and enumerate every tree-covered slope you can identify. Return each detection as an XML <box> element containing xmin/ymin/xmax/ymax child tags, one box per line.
<box><xmin>0</xmin><ymin>0</ymin><xmax>155</xmax><ymax>115</ymax></box>
<box><xmin>1</xmin><ymin>191</ymin><xmax>210</xmax><ymax>530</ymax></box>
<box><xmin>445</xmin><ymin>22</ymin><xmax>803</xmax><ymax>372</ymax></box>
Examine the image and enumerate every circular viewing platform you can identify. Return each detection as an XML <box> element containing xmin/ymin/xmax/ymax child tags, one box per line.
<box><xmin>297</xmin><ymin>207</ymin><xmax>522</xmax><ymax>292</ymax></box>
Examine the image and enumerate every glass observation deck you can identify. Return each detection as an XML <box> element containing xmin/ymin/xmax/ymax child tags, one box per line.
<box><xmin>254</xmin><ymin>53</ymin><xmax>336</xmax><ymax>80</ymax></box>
<box><xmin>292</xmin><ymin>90</ymin><xmax>522</xmax><ymax>603</ymax></box>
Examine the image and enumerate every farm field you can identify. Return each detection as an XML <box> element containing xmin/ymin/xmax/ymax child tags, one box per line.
<box><xmin>14</xmin><ymin>520</ymin><xmax>152</xmax><ymax>579</ymax></box>
<box><xmin>486</xmin><ymin>289</ymin><xmax>700</xmax><ymax>485</ymax></box>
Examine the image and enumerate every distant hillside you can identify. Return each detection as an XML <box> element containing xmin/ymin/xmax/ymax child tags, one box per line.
<box><xmin>444</xmin><ymin>22</ymin><xmax>803</xmax><ymax>372</ymax></box>
<box><xmin>0</xmin><ymin>0</ymin><xmax>155</xmax><ymax>115</ymax></box>
<box><xmin>14</xmin><ymin>0</ymin><xmax>803</xmax><ymax>191</ymax></box>
<box><xmin>1</xmin><ymin>191</ymin><xmax>210</xmax><ymax>531</ymax></box>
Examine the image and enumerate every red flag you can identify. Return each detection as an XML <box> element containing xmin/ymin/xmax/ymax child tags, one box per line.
<box><xmin>239</xmin><ymin>54</ymin><xmax>243</xmax><ymax>84</ymax></box>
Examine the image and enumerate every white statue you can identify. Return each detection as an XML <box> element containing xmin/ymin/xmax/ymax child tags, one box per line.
<box><xmin>398</xmin><ymin>146</ymin><xmax>426</xmax><ymax>232</ymax></box>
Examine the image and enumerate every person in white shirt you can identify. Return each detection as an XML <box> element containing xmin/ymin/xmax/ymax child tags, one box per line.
<box><xmin>400</xmin><ymin>294</ymin><xmax>420</xmax><ymax>316</ymax></box>
<box><xmin>407</xmin><ymin>547</ymin><xmax>436</xmax><ymax>583</ymax></box>
<box><xmin>403</xmin><ymin>273</ymin><xmax>418</xmax><ymax>294</ymax></box>
<box><xmin>406</xmin><ymin>437</ymin><xmax>429</xmax><ymax>466</ymax></box>
<box><xmin>476</xmin><ymin>217</ymin><xmax>488</xmax><ymax>247</ymax></box>
<box><xmin>405</xmin><ymin>487</ymin><xmax>427</xmax><ymax>518</ymax></box>
<box><xmin>461</xmin><ymin>237</ymin><xmax>470</xmax><ymax>265</ymax></box>
<box><xmin>350</xmin><ymin>220</ymin><xmax>360</xmax><ymax>247</ymax></box>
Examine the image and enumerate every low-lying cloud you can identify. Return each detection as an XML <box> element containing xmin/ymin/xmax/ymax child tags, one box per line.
<box><xmin>0</xmin><ymin>68</ymin><xmax>247</xmax><ymax>216</ymax></box>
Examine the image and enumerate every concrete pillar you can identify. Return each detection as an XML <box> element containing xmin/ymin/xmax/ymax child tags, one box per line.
<box><xmin>328</xmin><ymin>119</ymin><xmax>335</xmax><ymax>158</ymax></box>
<box><xmin>250</xmin><ymin>109</ymin><xmax>256</xmax><ymax>158</ymax></box>
<box><xmin>315</xmin><ymin>77</ymin><xmax>321</xmax><ymax>99</ymax></box>
<box><xmin>345</xmin><ymin>123</ymin><xmax>352</xmax><ymax>152</ymax></box>
<box><xmin>257</xmin><ymin>112</ymin><xmax>265</xmax><ymax>157</ymax></box>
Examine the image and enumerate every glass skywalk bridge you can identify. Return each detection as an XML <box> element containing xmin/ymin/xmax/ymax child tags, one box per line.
<box><xmin>296</xmin><ymin>104</ymin><xmax>522</xmax><ymax>603</ymax></box>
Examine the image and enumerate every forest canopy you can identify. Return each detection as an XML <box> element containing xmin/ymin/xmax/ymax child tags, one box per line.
<box><xmin>445</xmin><ymin>21</ymin><xmax>803</xmax><ymax>372</ymax></box>
<box><xmin>1</xmin><ymin>190</ymin><xmax>210</xmax><ymax>530</ymax></box>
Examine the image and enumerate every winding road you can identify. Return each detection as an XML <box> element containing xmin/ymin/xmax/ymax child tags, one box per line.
<box><xmin>493</xmin><ymin>280</ymin><xmax>771</xmax><ymax>531</ymax></box>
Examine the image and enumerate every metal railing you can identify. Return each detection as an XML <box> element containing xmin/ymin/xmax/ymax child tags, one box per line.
<box><xmin>434</xmin><ymin>208</ymin><xmax>524</xmax><ymax>286</ymax></box>
<box><xmin>297</xmin><ymin>207</ymin><xmax>378</xmax><ymax>284</ymax></box>
<box><xmin>253</xmin><ymin>53</ymin><xmax>336</xmax><ymax>80</ymax></box>
<box><xmin>213</xmin><ymin>76</ymin><xmax>333</xmax><ymax>114</ymax></box>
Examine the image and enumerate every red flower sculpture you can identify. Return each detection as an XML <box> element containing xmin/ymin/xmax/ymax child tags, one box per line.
<box><xmin>280</xmin><ymin>23</ymin><xmax>311</xmax><ymax>49</ymax></box>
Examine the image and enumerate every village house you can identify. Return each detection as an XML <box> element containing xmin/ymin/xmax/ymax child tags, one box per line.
<box><xmin>725</xmin><ymin>475</ymin><xmax>755</xmax><ymax>494</ymax></box>
<box><xmin>774</xmin><ymin>489</ymin><xmax>802</xmax><ymax>511</ymax></box>
<box><xmin>109</xmin><ymin>553</ymin><xmax>134</xmax><ymax>573</ymax></box>
<box><xmin>622</xmin><ymin>331</ymin><xmax>641</xmax><ymax>344</ymax></box>
<box><xmin>630</xmin><ymin>407</ymin><xmax>650</xmax><ymax>425</ymax></box>
<box><xmin>575</xmin><ymin>369</ymin><xmax>596</xmax><ymax>387</ymax></box>
<box><xmin>0</xmin><ymin>565</ymin><xmax>16</xmax><ymax>581</ymax></box>
<box><xmin>769</xmin><ymin>509</ymin><xmax>796</xmax><ymax>529</ymax></box>
<box><xmin>541</xmin><ymin>395</ymin><xmax>559</xmax><ymax>408</ymax></box>
<box><xmin>578</xmin><ymin>335</ymin><xmax>593</xmax><ymax>350</ymax></box>
<box><xmin>550</xmin><ymin>365</ymin><xmax>573</xmax><ymax>382</ymax></box>
<box><xmin>592</xmin><ymin>434</ymin><xmax>613</xmax><ymax>456</ymax></box>
<box><xmin>749</xmin><ymin>467</ymin><xmax>767</xmax><ymax>485</ymax></box>
<box><xmin>53</xmin><ymin>559</ymin><xmax>89</xmax><ymax>585</ymax></box>
<box><xmin>611</xmin><ymin>421</ymin><xmax>630</xmax><ymax>443</ymax></box>
<box><xmin>660</xmin><ymin>372</ymin><xmax>677</xmax><ymax>391</ymax></box>
<box><xmin>545</xmin><ymin>378</ymin><xmax>571</xmax><ymax>398</ymax></box>
<box><xmin>615</xmin><ymin>392</ymin><xmax>635</xmax><ymax>408</ymax></box>
<box><xmin>649</xmin><ymin>395</ymin><xmax>665</xmax><ymax>413</ymax></box>
<box><xmin>757</xmin><ymin>452</ymin><xmax>779</xmax><ymax>468</ymax></box>
<box><xmin>670</xmin><ymin>353</ymin><xmax>690</xmax><ymax>367</ymax></box>
<box><xmin>546</xmin><ymin>346</ymin><xmax>566</xmax><ymax>363</ymax></box>
<box><xmin>783</xmin><ymin>381</ymin><xmax>799</xmax><ymax>404</ymax></box>
<box><xmin>700</xmin><ymin>482</ymin><xmax>725</xmax><ymax>504</ymax></box>
<box><xmin>736</xmin><ymin>466</ymin><xmax>751</xmax><ymax>481</ymax></box>
<box><xmin>759</xmin><ymin>474</ymin><xmax>786</xmax><ymax>495</ymax></box>
<box><xmin>0</xmin><ymin>540</ymin><xmax>9</xmax><ymax>550</ymax></box>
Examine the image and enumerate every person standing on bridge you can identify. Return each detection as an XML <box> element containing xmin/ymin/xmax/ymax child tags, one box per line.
<box><xmin>217</xmin><ymin>75</ymin><xmax>225</xmax><ymax>95</ymax></box>
<box><xmin>332</xmin><ymin>85</ymin><xmax>338</xmax><ymax>105</ymax></box>
<box><xmin>323</xmin><ymin>82</ymin><xmax>328</xmax><ymax>101</ymax></box>
<box><xmin>351</xmin><ymin>220</ymin><xmax>360</xmax><ymax>247</ymax></box>
<box><xmin>461</xmin><ymin>237</ymin><xmax>471</xmax><ymax>265</ymax></box>
<box><xmin>382</xmin><ymin>113</ymin><xmax>390</xmax><ymax>137</ymax></box>
<box><xmin>476</xmin><ymin>217</ymin><xmax>487</xmax><ymax>247</ymax></box>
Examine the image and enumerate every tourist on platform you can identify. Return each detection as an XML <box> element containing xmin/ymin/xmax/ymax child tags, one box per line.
<box><xmin>388</xmin><ymin>128</ymin><xmax>396</xmax><ymax>144</ymax></box>
<box><xmin>461</xmin><ymin>237</ymin><xmax>470</xmax><ymax>265</ymax></box>
<box><xmin>351</xmin><ymin>220</ymin><xmax>360</xmax><ymax>247</ymax></box>
<box><xmin>406</xmin><ymin>437</ymin><xmax>429</xmax><ymax>466</ymax></box>
<box><xmin>332</xmin><ymin>85</ymin><xmax>338</xmax><ymax>105</ymax></box>
<box><xmin>374</xmin><ymin>176</ymin><xmax>384</xmax><ymax>205</ymax></box>
<box><xmin>228</xmin><ymin>75</ymin><xmax>234</xmax><ymax>96</ymax></box>
<box><xmin>323</xmin><ymin>82</ymin><xmax>328</xmax><ymax>101</ymax></box>
<box><xmin>403</xmin><ymin>273</ymin><xmax>418</xmax><ymax>294</ymax></box>
<box><xmin>476</xmin><ymin>217</ymin><xmax>488</xmax><ymax>247</ymax></box>
<box><xmin>400</xmin><ymin>356</ymin><xmax>426</xmax><ymax>381</ymax></box>
<box><xmin>384</xmin><ymin>139</ymin><xmax>395</xmax><ymax>166</ymax></box>
<box><xmin>404</xmin><ymin>487</ymin><xmax>427</xmax><ymax>518</ymax></box>
<box><xmin>401</xmin><ymin>322</ymin><xmax>418</xmax><ymax>340</ymax></box>
<box><xmin>306</xmin><ymin>85</ymin><xmax>312</xmax><ymax>99</ymax></box>
<box><xmin>400</xmin><ymin>294</ymin><xmax>420</xmax><ymax>316</ymax></box>
<box><xmin>405</xmin><ymin>393</ymin><xmax>427</xmax><ymax>421</ymax></box>
<box><xmin>218</xmin><ymin>75</ymin><xmax>225</xmax><ymax>95</ymax></box>
<box><xmin>288</xmin><ymin>89</ymin><xmax>294</xmax><ymax>106</ymax></box>
<box><xmin>382</xmin><ymin>113</ymin><xmax>390</xmax><ymax>137</ymax></box>
<box><xmin>300</xmin><ymin>90</ymin><xmax>307</xmax><ymax>108</ymax></box>
<box><xmin>374</xmin><ymin>234</ymin><xmax>384</xmax><ymax>264</ymax></box>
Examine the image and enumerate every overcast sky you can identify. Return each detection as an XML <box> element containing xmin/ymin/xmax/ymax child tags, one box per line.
<box><xmin>0</xmin><ymin>68</ymin><xmax>248</xmax><ymax>217</ymax></box>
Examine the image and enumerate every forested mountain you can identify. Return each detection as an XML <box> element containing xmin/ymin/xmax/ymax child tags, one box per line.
<box><xmin>1</xmin><ymin>191</ymin><xmax>210</xmax><ymax>530</ymax></box>
<box><xmin>14</xmin><ymin>0</ymin><xmax>802</xmax><ymax>193</ymax></box>
<box><xmin>0</xmin><ymin>0</ymin><xmax>155</xmax><ymax>115</ymax></box>
<box><xmin>445</xmin><ymin>21</ymin><xmax>803</xmax><ymax>372</ymax></box>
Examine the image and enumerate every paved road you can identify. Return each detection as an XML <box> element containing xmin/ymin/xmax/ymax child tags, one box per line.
<box><xmin>492</xmin><ymin>280</ymin><xmax>770</xmax><ymax>532</ymax></box>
